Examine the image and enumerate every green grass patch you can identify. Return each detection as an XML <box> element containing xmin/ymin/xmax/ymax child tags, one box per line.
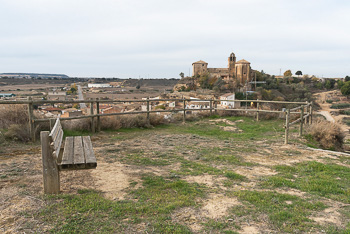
<box><xmin>224</xmin><ymin>171</ymin><xmax>246</xmax><ymax>181</ymax></box>
<box><xmin>262</xmin><ymin>161</ymin><xmax>350</xmax><ymax>203</ymax></box>
<box><xmin>164</xmin><ymin>116</ymin><xmax>283</xmax><ymax>141</ymax></box>
<box><xmin>63</xmin><ymin>129</ymin><xmax>91</xmax><ymax>137</ymax></box>
<box><xmin>232</xmin><ymin>190</ymin><xmax>325</xmax><ymax>233</ymax></box>
<box><xmin>203</xmin><ymin>219</ymin><xmax>240</xmax><ymax>233</ymax></box>
<box><xmin>38</xmin><ymin>176</ymin><xmax>203</xmax><ymax>233</ymax></box>
<box><xmin>177</xmin><ymin>159</ymin><xmax>223</xmax><ymax>176</ymax></box>
<box><xmin>196</xmin><ymin>147</ymin><xmax>256</xmax><ymax>166</ymax></box>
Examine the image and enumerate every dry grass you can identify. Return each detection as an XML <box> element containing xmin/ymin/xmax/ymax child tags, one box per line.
<box><xmin>61</xmin><ymin>118</ymin><xmax>91</xmax><ymax>131</ymax></box>
<box><xmin>4</xmin><ymin>124</ymin><xmax>31</xmax><ymax>142</ymax></box>
<box><xmin>0</xmin><ymin>104</ymin><xmax>29</xmax><ymax>128</ymax></box>
<box><xmin>99</xmin><ymin>114</ymin><xmax>167</xmax><ymax>130</ymax></box>
<box><xmin>307</xmin><ymin>120</ymin><xmax>345</xmax><ymax>150</ymax></box>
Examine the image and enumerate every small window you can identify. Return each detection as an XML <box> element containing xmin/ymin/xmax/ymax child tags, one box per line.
<box><xmin>202</xmin><ymin>64</ymin><xmax>204</xmax><ymax>66</ymax></box>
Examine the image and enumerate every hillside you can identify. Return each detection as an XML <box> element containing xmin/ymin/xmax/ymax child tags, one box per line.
<box><xmin>1</xmin><ymin>116</ymin><xmax>350</xmax><ymax>233</ymax></box>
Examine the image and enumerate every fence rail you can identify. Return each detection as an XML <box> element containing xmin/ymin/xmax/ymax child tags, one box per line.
<box><xmin>0</xmin><ymin>98</ymin><xmax>312</xmax><ymax>143</ymax></box>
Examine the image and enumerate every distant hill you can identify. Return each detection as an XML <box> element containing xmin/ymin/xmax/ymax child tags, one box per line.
<box><xmin>0</xmin><ymin>73</ymin><xmax>69</xmax><ymax>79</ymax></box>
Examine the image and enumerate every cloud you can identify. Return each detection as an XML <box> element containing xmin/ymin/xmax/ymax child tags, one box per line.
<box><xmin>0</xmin><ymin>0</ymin><xmax>349</xmax><ymax>77</ymax></box>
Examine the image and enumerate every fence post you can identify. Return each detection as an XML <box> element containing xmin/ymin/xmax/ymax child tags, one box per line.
<box><xmin>299</xmin><ymin>106</ymin><xmax>304</xmax><ymax>137</ymax></box>
<box><xmin>147</xmin><ymin>98</ymin><xmax>150</xmax><ymax>125</ymax></box>
<box><xmin>214</xmin><ymin>100</ymin><xmax>218</xmax><ymax>114</ymax></box>
<box><xmin>285</xmin><ymin>109</ymin><xmax>290</xmax><ymax>144</ymax></box>
<box><xmin>210</xmin><ymin>99</ymin><xmax>213</xmax><ymax>115</ymax></box>
<box><xmin>183</xmin><ymin>98</ymin><xmax>186</xmax><ymax>123</ymax></box>
<box><xmin>90</xmin><ymin>99</ymin><xmax>95</xmax><ymax>133</ymax></box>
<box><xmin>304</xmin><ymin>105</ymin><xmax>308</xmax><ymax>124</ymax></box>
<box><xmin>96</xmin><ymin>98</ymin><xmax>100</xmax><ymax>132</ymax></box>
<box><xmin>309</xmin><ymin>102</ymin><xmax>313</xmax><ymax>124</ymax></box>
<box><xmin>256</xmin><ymin>99</ymin><xmax>259</xmax><ymax>121</ymax></box>
<box><xmin>27</xmin><ymin>97</ymin><xmax>35</xmax><ymax>141</ymax></box>
<box><xmin>41</xmin><ymin>131</ymin><xmax>60</xmax><ymax>194</ymax></box>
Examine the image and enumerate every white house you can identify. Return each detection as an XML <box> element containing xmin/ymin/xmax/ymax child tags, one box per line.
<box><xmin>186</xmin><ymin>101</ymin><xmax>210</xmax><ymax>110</ymax></box>
<box><xmin>47</xmin><ymin>91</ymin><xmax>66</xmax><ymax>101</ymax></box>
<box><xmin>88</xmin><ymin>83</ymin><xmax>111</xmax><ymax>88</ymax></box>
<box><xmin>220</xmin><ymin>93</ymin><xmax>239</xmax><ymax>108</ymax></box>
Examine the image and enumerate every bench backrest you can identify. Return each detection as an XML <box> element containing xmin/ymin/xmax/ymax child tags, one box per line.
<box><xmin>49</xmin><ymin>118</ymin><xmax>63</xmax><ymax>159</ymax></box>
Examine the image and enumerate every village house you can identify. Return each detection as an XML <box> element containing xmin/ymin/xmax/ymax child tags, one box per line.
<box><xmin>101</xmin><ymin>106</ymin><xmax>123</xmax><ymax>114</ymax></box>
<box><xmin>47</xmin><ymin>91</ymin><xmax>66</xmax><ymax>101</ymax></box>
<box><xmin>0</xmin><ymin>93</ymin><xmax>16</xmax><ymax>99</ymax></box>
<box><xmin>61</xmin><ymin>108</ymin><xmax>83</xmax><ymax>118</ymax></box>
<box><xmin>186</xmin><ymin>100</ymin><xmax>210</xmax><ymax>110</ymax></box>
<box><xmin>220</xmin><ymin>93</ymin><xmax>239</xmax><ymax>108</ymax></box>
<box><xmin>88</xmin><ymin>83</ymin><xmax>111</xmax><ymax>88</ymax></box>
<box><xmin>41</xmin><ymin>107</ymin><xmax>62</xmax><ymax>115</ymax></box>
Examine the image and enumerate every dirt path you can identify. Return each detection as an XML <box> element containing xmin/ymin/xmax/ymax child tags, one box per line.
<box><xmin>313</xmin><ymin>90</ymin><xmax>350</xmax><ymax>133</ymax></box>
<box><xmin>318</xmin><ymin>110</ymin><xmax>335</xmax><ymax>122</ymax></box>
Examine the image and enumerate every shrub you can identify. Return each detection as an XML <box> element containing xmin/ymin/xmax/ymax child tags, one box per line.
<box><xmin>339</xmin><ymin>110</ymin><xmax>350</xmax><ymax>115</ymax></box>
<box><xmin>4</xmin><ymin>124</ymin><xmax>31</xmax><ymax>142</ymax></box>
<box><xmin>61</xmin><ymin>119</ymin><xmax>91</xmax><ymax>131</ymax></box>
<box><xmin>330</xmin><ymin>103</ymin><xmax>350</xmax><ymax>109</ymax></box>
<box><xmin>306</xmin><ymin>120</ymin><xmax>344</xmax><ymax>150</ymax></box>
<box><xmin>0</xmin><ymin>104</ymin><xmax>29</xmax><ymax>129</ymax></box>
<box><xmin>326</xmin><ymin>100</ymin><xmax>333</xmax><ymax>103</ymax></box>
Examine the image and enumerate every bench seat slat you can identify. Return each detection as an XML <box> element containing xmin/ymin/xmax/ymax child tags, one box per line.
<box><xmin>82</xmin><ymin>136</ymin><xmax>97</xmax><ymax>169</ymax></box>
<box><xmin>60</xmin><ymin>137</ymin><xmax>74</xmax><ymax>170</ymax></box>
<box><xmin>73</xmin><ymin>136</ymin><xmax>85</xmax><ymax>169</ymax></box>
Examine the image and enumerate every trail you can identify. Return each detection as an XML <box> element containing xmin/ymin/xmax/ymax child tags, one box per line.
<box><xmin>77</xmin><ymin>85</ymin><xmax>86</xmax><ymax>109</ymax></box>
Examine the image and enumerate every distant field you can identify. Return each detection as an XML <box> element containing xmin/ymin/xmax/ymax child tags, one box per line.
<box><xmin>0</xmin><ymin>83</ymin><xmax>67</xmax><ymax>91</ymax></box>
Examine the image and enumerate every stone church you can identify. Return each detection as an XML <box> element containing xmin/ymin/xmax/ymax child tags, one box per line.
<box><xmin>192</xmin><ymin>53</ymin><xmax>254</xmax><ymax>85</ymax></box>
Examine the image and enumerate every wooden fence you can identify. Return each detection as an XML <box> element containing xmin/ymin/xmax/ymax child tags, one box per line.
<box><xmin>0</xmin><ymin>98</ymin><xmax>312</xmax><ymax>143</ymax></box>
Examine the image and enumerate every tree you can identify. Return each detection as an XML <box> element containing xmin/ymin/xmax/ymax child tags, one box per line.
<box><xmin>345</xmin><ymin>76</ymin><xmax>350</xmax><ymax>82</ymax></box>
<box><xmin>179</xmin><ymin>72</ymin><xmax>185</xmax><ymax>79</ymax></box>
<box><xmin>284</xmin><ymin>70</ymin><xmax>292</xmax><ymax>77</ymax></box>
<box><xmin>295</xmin><ymin>71</ymin><xmax>302</xmax><ymax>76</ymax></box>
<box><xmin>136</xmin><ymin>84</ymin><xmax>141</xmax><ymax>89</ymax></box>
<box><xmin>337</xmin><ymin>80</ymin><xmax>344</xmax><ymax>89</ymax></box>
<box><xmin>341</xmin><ymin>81</ymin><xmax>350</xmax><ymax>96</ymax></box>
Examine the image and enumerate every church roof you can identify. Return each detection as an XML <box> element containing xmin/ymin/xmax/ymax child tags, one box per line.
<box><xmin>236</xmin><ymin>59</ymin><xmax>250</xmax><ymax>64</ymax></box>
<box><xmin>192</xmin><ymin>60</ymin><xmax>208</xmax><ymax>64</ymax></box>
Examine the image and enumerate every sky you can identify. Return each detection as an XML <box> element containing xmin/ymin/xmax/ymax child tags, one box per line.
<box><xmin>0</xmin><ymin>0</ymin><xmax>349</xmax><ymax>78</ymax></box>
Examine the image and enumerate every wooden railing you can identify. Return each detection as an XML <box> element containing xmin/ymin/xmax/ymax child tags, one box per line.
<box><xmin>0</xmin><ymin>98</ymin><xmax>312</xmax><ymax>143</ymax></box>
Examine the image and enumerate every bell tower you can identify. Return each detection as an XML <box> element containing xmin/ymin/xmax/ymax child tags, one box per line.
<box><xmin>228</xmin><ymin>52</ymin><xmax>236</xmax><ymax>78</ymax></box>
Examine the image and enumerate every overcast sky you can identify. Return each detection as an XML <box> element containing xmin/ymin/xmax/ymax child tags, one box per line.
<box><xmin>0</xmin><ymin>0</ymin><xmax>349</xmax><ymax>78</ymax></box>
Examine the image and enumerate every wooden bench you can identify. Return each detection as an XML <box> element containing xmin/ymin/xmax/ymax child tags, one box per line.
<box><xmin>41</xmin><ymin>118</ymin><xmax>97</xmax><ymax>194</ymax></box>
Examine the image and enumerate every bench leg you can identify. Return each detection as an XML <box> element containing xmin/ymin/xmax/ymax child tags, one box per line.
<box><xmin>41</xmin><ymin>131</ymin><xmax>60</xmax><ymax>194</ymax></box>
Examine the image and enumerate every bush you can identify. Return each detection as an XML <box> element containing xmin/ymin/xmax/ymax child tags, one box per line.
<box><xmin>99</xmin><ymin>114</ymin><xmax>167</xmax><ymax>130</ymax></box>
<box><xmin>62</xmin><ymin>119</ymin><xmax>91</xmax><ymax>131</ymax></box>
<box><xmin>330</xmin><ymin>103</ymin><xmax>350</xmax><ymax>109</ymax></box>
<box><xmin>0</xmin><ymin>104</ymin><xmax>29</xmax><ymax>129</ymax></box>
<box><xmin>326</xmin><ymin>100</ymin><xmax>333</xmax><ymax>103</ymax></box>
<box><xmin>306</xmin><ymin>120</ymin><xmax>344</xmax><ymax>150</ymax></box>
<box><xmin>4</xmin><ymin>124</ymin><xmax>31</xmax><ymax>142</ymax></box>
<box><xmin>339</xmin><ymin>110</ymin><xmax>350</xmax><ymax>115</ymax></box>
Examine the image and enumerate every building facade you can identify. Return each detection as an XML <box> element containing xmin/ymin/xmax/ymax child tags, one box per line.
<box><xmin>192</xmin><ymin>52</ymin><xmax>254</xmax><ymax>86</ymax></box>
